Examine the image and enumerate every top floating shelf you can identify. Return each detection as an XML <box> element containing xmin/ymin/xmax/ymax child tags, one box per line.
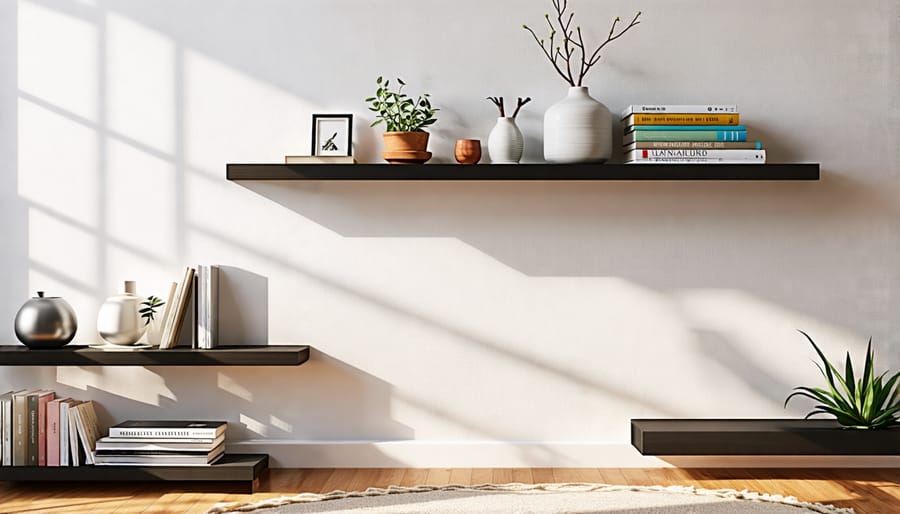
<box><xmin>226</xmin><ymin>163</ymin><xmax>820</xmax><ymax>181</ymax></box>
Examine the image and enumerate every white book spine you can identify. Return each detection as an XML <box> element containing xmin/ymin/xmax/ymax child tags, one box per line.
<box><xmin>207</xmin><ymin>265</ymin><xmax>218</xmax><ymax>349</ymax></box>
<box><xmin>627</xmin><ymin>149</ymin><xmax>766</xmax><ymax>161</ymax></box>
<box><xmin>0</xmin><ymin>397</ymin><xmax>9</xmax><ymax>465</ymax></box>
<box><xmin>621</xmin><ymin>104</ymin><xmax>738</xmax><ymax>118</ymax></box>
<box><xmin>197</xmin><ymin>265</ymin><xmax>207</xmax><ymax>349</ymax></box>
<box><xmin>59</xmin><ymin>402</ymin><xmax>69</xmax><ymax>466</ymax></box>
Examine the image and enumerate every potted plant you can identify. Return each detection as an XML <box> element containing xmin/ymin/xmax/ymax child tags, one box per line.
<box><xmin>366</xmin><ymin>77</ymin><xmax>439</xmax><ymax>164</ymax></box>
<box><xmin>523</xmin><ymin>0</ymin><xmax>640</xmax><ymax>163</ymax></box>
<box><xmin>785</xmin><ymin>330</ymin><xmax>900</xmax><ymax>429</ymax></box>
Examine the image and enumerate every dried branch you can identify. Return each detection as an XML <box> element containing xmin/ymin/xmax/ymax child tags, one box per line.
<box><xmin>523</xmin><ymin>2</ymin><xmax>641</xmax><ymax>87</ymax></box>
<box><xmin>512</xmin><ymin>97</ymin><xmax>532</xmax><ymax>119</ymax></box>
<box><xmin>487</xmin><ymin>96</ymin><xmax>505</xmax><ymax>117</ymax></box>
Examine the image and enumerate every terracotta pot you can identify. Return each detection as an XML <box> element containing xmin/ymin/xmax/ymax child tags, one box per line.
<box><xmin>454</xmin><ymin>139</ymin><xmax>482</xmax><ymax>165</ymax></box>
<box><xmin>383</xmin><ymin>131</ymin><xmax>429</xmax><ymax>153</ymax></box>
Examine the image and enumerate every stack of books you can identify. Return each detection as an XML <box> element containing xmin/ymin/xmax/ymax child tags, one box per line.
<box><xmin>0</xmin><ymin>390</ymin><xmax>102</xmax><ymax>466</ymax></box>
<box><xmin>94</xmin><ymin>421</ymin><xmax>227</xmax><ymax>466</ymax></box>
<box><xmin>622</xmin><ymin>104</ymin><xmax>765</xmax><ymax>164</ymax></box>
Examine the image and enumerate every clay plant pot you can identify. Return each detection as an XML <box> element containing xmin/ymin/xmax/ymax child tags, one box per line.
<box><xmin>382</xmin><ymin>131</ymin><xmax>432</xmax><ymax>164</ymax></box>
<box><xmin>454</xmin><ymin>139</ymin><xmax>482</xmax><ymax>165</ymax></box>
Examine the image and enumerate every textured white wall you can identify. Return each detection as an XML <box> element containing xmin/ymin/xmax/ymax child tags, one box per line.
<box><xmin>1</xmin><ymin>0</ymin><xmax>900</xmax><ymax>467</ymax></box>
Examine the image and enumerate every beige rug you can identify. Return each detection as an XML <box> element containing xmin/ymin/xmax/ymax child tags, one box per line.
<box><xmin>206</xmin><ymin>483</ymin><xmax>854</xmax><ymax>514</ymax></box>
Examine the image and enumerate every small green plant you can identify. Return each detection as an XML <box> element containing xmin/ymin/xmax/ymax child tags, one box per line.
<box><xmin>365</xmin><ymin>77</ymin><xmax>438</xmax><ymax>132</ymax></box>
<box><xmin>785</xmin><ymin>330</ymin><xmax>900</xmax><ymax>429</ymax></box>
<box><xmin>140</xmin><ymin>296</ymin><xmax>165</xmax><ymax>326</ymax></box>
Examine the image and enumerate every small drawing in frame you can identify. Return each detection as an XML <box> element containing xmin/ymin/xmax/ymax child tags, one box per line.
<box><xmin>312</xmin><ymin>114</ymin><xmax>353</xmax><ymax>157</ymax></box>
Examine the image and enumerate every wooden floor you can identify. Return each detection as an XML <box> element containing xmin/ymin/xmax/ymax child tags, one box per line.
<box><xmin>1</xmin><ymin>468</ymin><xmax>899</xmax><ymax>513</ymax></box>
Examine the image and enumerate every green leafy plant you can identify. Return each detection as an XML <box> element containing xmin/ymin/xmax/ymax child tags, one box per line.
<box><xmin>365</xmin><ymin>77</ymin><xmax>438</xmax><ymax>132</ymax></box>
<box><xmin>139</xmin><ymin>296</ymin><xmax>165</xmax><ymax>326</ymax></box>
<box><xmin>784</xmin><ymin>330</ymin><xmax>900</xmax><ymax>429</ymax></box>
<box><xmin>523</xmin><ymin>0</ymin><xmax>640</xmax><ymax>87</ymax></box>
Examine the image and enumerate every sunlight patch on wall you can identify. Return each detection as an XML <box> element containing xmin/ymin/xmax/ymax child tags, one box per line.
<box><xmin>105</xmin><ymin>12</ymin><xmax>175</xmax><ymax>155</ymax></box>
<box><xmin>183</xmin><ymin>49</ymin><xmax>317</xmax><ymax>173</ymax></box>
<box><xmin>28</xmin><ymin>206</ymin><xmax>99</xmax><ymax>291</ymax></box>
<box><xmin>217</xmin><ymin>372</ymin><xmax>254</xmax><ymax>402</ymax></box>
<box><xmin>18</xmin><ymin>0</ymin><xmax>97</xmax><ymax>121</ymax></box>
<box><xmin>18</xmin><ymin>98</ymin><xmax>99</xmax><ymax>225</ymax></box>
<box><xmin>56</xmin><ymin>366</ymin><xmax>175</xmax><ymax>406</ymax></box>
<box><xmin>239</xmin><ymin>413</ymin><xmax>268</xmax><ymax>437</ymax></box>
<box><xmin>105</xmin><ymin>138</ymin><xmax>176</xmax><ymax>259</ymax></box>
<box><xmin>269</xmin><ymin>415</ymin><xmax>293</xmax><ymax>433</ymax></box>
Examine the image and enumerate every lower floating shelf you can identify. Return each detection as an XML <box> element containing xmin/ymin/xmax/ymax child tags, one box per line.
<box><xmin>0</xmin><ymin>345</ymin><xmax>310</xmax><ymax>366</ymax></box>
<box><xmin>0</xmin><ymin>453</ymin><xmax>267</xmax><ymax>492</ymax></box>
<box><xmin>226</xmin><ymin>163</ymin><xmax>820</xmax><ymax>181</ymax></box>
<box><xmin>631</xmin><ymin>419</ymin><xmax>900</xmax><ymax>455</ymax></box>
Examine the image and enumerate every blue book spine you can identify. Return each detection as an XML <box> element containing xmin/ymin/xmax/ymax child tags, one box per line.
<box><xmin>631</xmin><ymin>125</ymin><xmax>747</xmax><ymax>131</ymax></box>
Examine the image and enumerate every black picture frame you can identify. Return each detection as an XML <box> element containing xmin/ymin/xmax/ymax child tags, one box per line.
<box><xmin>311</xmin><ymin>114</ymin><xmax>353</xmax><ymax>157</ymax></box>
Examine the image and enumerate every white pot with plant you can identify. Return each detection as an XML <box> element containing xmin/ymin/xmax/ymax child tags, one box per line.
<box><xmin>524</xmin><ymin>1</ymin><xmax>641</xmax><ymax>163</ymax></box>
<box><xmin>366</xmin><ymin>77</ymin><xmax>439</xmax><ymax>164</ymax></box>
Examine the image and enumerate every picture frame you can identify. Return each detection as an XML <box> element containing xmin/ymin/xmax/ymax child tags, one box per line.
<box><xmin>311</xmin><ymin>114</ymin><xmax>353</xmax><ymax>157</ymax></box>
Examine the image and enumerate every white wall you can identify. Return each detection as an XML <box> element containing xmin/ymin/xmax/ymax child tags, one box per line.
<box><xmin>2</xmin><ymin>0</ymin><xmax>900</xmax><ymax>467</ymax></box>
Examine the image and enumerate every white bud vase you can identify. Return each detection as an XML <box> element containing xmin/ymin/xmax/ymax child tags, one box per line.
<box><xmin>487</xmin><ymin>117</ymin><xmax>524</xmax><ymax>164</ymax></box>
<box><xmin>544</xmin><ymin>86</ymin><xmax>612</xmax><ymax>163</ymax></box>
<box><xmin>97</xmin><ymin>281</ymin><xmax>146</xmax><ymax>346</ymax></box>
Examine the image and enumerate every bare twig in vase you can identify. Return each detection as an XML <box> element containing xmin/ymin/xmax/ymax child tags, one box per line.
<box><xmin>512</xmin><ymin>97</ymin><xmax>532</xmax><ymax>118</ymax></box>
<box><xmin>487</xmin><ymin>96</ymin><xmax>506</xmax><ymax>117</ymax></box>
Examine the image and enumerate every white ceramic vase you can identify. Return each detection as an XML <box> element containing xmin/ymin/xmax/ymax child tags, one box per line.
<box><xmin>544</xmin><ymin>86</ymin><xmax>612</xmax><ymax>163</ymax></box>
<box><xmin>97</xmin><ymin>281</ymin><xmax>146</xmax><ymax>346</ymax></box>
<box><xmin>487</xmin><ymin>117</ymin><xmax>524</xmax><ymax>164</ymax></box>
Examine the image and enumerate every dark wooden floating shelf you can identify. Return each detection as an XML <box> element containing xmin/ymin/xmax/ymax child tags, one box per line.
<box><xmin>227</xmin><ymin>163</ymin><xmax>820</xmax><ymax>181</ymax></box>
<box><xmin>0</xmin><ymin>345</ymin><xmax>309</xmax><ymax>366</ymax></box>
<box><xmin>631</xmin><ymin>419</ymin><xmax>900</xmax><ymax>456</ymax></box>
<box><xmin>0</xmin><ymin>453</ymin><xmax>267</xmax><ymax>492</ymax></box>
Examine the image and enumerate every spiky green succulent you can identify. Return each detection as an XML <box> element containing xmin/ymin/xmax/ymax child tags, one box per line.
<box><xmin>785</xmin><ymin>330</ymin><xmax>900</xmax><ymax>429</ymax></box>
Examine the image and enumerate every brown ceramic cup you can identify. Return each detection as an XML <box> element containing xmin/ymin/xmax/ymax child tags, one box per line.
<box><xmin>454</xmin><ymin>139</ymin><xmax>482</xmax><ymax>165</ymax></box>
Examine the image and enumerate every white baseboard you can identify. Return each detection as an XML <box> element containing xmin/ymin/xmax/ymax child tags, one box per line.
<box><xmin>227</xmin><ymin>440</ymin><xmax>900</xmax><ymax>469</ymax></box>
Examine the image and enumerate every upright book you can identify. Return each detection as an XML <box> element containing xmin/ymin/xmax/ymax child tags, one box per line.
<box><xmin>197</xmin><ymin>264</ymin><xmax>219</xmax><ymax>349</ymax></box>
<box><xmin>160</xmin><ymin>267</ymin><xmax>196</xmax><ymax>349</ymax></box>
<box><xmin>109</xmin><ymin>421</ymin><xmax>227</xmax><ymax>439</ymax></box>
<box><xmin>0</xmin><ymin>391</ymin><xmax>13</xmax><ymax>465</ymax></box>
<box><xmin>47</xmin><ymin>398</ymin><xmax>63</xmax><ymax>466</ymax></box>
<box><xmin>37</xmin><ymin>390</ymin><xmax>55</xmax><ymax>466</ymax></box>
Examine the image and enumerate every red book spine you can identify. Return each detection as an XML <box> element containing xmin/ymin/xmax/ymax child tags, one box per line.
<box><xmin>38</xmin><ymin>392</ymin><xmax>56</xmax><ymax>466</ymax></box>
<box><xmin>47</xmin><ymin>399</ymin><xmax>62</xmax><ymax>466</ymax></box>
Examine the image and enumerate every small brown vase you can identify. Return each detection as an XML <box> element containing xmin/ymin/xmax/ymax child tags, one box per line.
<box><xmin>454</xmin><ymin>139</ymin><xmax>482</xmax><ymax>165</ymax></box>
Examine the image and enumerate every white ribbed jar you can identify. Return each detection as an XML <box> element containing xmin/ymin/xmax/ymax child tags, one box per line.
<box><xmin>544</xmin><ymin>86</ymin><xmax>612</xmax><ymax>163</ymax></box>
<box><xmin>487</xmin><ymin>117</ymin><xmax>524</xmax><ymax>164</ymax></box>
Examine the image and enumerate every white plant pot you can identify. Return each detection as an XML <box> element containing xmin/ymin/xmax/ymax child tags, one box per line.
<box><xmin>97</xmin><ymin>281</ymin><xmax>146</xmax><ymax>346</ymax></box>
<box><xmin>487</xmin><ymin>117</ymin><xmax>524</xmax><ymax>164</ymax></box>
<box><xmin>544</xmin><ymin>86</ymin><xmax>612</xmax><ymax>163</ymax></box>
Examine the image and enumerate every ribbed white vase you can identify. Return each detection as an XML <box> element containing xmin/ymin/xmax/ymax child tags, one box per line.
<box><xmin>544</xmin><ymin>86</ymin><xmax>612</xmax><ymax>163</ymax></box>
<box><xmin>487</xmin><ymin>117</ymin><xmax>524</xmax><ymax>164</ymax></box>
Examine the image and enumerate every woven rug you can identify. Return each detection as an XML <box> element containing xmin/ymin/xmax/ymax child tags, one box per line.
<box><xmin>206</xmin><ymin>483</ymin><xmax>854</xmax><ymax>514</ymax></box>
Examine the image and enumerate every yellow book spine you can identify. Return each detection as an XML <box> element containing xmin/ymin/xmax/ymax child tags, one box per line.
<box><xmin>629</xmin><ymin>113</ymin><xmax>740</xmax><ymax>125</ymax></box>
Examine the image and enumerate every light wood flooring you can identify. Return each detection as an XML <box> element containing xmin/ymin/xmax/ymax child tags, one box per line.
<box><xmin>1</xmin><ymin>468</ymin><xmax>898</xmax><ymax>513</ymax></box>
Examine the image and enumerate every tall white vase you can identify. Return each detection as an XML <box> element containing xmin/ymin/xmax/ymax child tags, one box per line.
<box><xmin>487</xmin><ymin>117</ymin><xmax>524</xmax><ymax>164</ymax></box>
<box><xmin>544</xmin><ymin>86</ymin><xmax>612</xmax><ymax>163</ymax></box>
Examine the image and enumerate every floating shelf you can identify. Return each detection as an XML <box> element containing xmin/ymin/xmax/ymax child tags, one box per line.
<box><xmin>0</xmin><ymin>345</ymin><xmax>310</xmax><ymax>366</ymax></box>
<box><xmin>226</xmin><ymin>163</ymin><xmax>820</xmax><ymax>181</ymax></box>
<box><xmin>631</xmin><ymin>419</ymin><xmax>900</xmax><ymax>455</ymax></box>
<box><xmin>0</xmin><ymin>454</ymin><xmax>267</xmax><ymax>493</ymax></box>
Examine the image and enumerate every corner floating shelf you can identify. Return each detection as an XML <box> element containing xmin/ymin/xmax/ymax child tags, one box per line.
<box><xmin>0</xmin><ymin>454</ymin><xmax>267</xmax><ymax>492</ymax></box>
<box><xmin>631</xmin><ymin>419</ymin><xmax>900</xmax><ymax>455</ymax></box>
<box><xmin>0</xmin><ymin>345</ymin><xmax>309</xmax><ymax>366</ymax></box>
<box><xmin>227</xmin><ymin>163</ymin><xmax>820</xmax><ymax>181</ymax></box>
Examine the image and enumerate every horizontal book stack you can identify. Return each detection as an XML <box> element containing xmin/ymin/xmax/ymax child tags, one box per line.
<box><xmin>622</xmin><ymin>104</ymin><xmax>766</xmax><ymax>164</ymax></box>
<box><xmin>0</xmin><ymin>390</ymin><xmax>102</xmax><ymax>467</ymax></box>
<box><xmin>95</xmin><ymin>421</ymin><xmax>227</xmax><ymax>466</ymax></box>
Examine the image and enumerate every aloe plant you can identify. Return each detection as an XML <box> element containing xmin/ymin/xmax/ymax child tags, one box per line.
<box><xmin>785</xmin><ymin>330</ymin><xmax>900</xmax><ymax>429</ymax></box>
